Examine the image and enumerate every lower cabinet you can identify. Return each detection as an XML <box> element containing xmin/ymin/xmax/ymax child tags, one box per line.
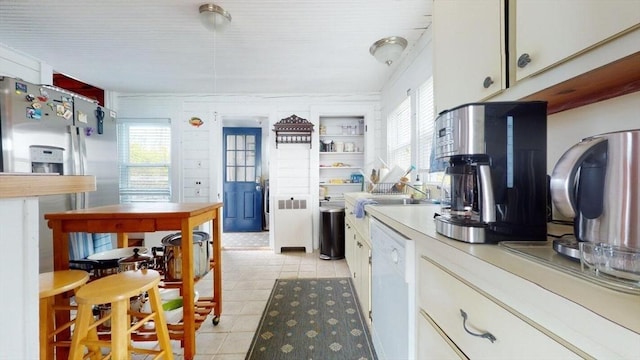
<box><xmin>417</xmin><ymin>255</ymin><xmax>580</xmax><ymax>359</ymax></box>
<box><xmin>345</xmin><ymin>213</ymin><xmax>372</xmax><ymax>326</ymax></box>
<box><xmin>418</xmin><ymin>309</ymin><xmax>467</xmax><ymax>360</ymax></box>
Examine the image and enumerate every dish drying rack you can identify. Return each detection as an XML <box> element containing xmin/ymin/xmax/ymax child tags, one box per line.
<box><xmin>369</xmin><ymin>182</ymin><xmax>410</xmax><ymax>194</ymax></box>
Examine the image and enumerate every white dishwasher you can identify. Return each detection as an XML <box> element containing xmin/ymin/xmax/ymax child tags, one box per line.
<box><xmin>370</xmin><ymin>217</ymin><xmax>416</xmax><ymax>360</ymax></box>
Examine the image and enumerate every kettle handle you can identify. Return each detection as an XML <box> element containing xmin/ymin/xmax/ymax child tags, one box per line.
<box><xmin>550</xmin><ymin>136</ymin><xmax>606</xmax><ymax>218</ymax></box>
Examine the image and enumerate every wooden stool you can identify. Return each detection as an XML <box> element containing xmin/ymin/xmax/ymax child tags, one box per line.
<box><xmin>69</xmin><ymin>269</ymin><xmax>174</xmax><ymax>360</ymax></box>
<box><xmin>39</xmin><ymin>270</ymin><xmax>90</xmax><ymax>360</ymax></box>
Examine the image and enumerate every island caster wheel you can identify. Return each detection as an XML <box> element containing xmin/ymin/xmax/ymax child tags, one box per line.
<box><xmin>212</xmin><ymin>315</ymin><xmax>220</xmax><ymax>326</ymax></box>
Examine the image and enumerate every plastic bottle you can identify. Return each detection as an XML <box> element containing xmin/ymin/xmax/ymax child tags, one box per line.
<box><xmin>412</xmin><ymin>175</ymin><xmax>424</xmax><ymax>199</ymax></box>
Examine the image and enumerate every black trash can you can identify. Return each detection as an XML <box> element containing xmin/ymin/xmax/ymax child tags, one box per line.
<box><xmin>319</xmin><ymin>205</ymin><xmax>345</xmax><ymax>260</ymax></box>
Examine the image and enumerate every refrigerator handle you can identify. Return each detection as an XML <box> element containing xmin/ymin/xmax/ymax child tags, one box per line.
<box><xmin>70</xmin><ymin>126</ymin><xmax>89</xmax><ymax>209</ymax></box>
<box><xmin>78</xmin><ymin>129</ymin><xmax>89</xmax><ymax>208</ymax></box>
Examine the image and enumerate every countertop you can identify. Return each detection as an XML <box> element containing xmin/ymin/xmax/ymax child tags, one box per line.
<box><xmin>363</xmin><ymin>202</ymin><xmax>640</xmax><ymax>335</ymax></box>
<box><xmin>0</xmin><ymin>173</ymin><xmax>95</xmax><ymax>198</ymax></box>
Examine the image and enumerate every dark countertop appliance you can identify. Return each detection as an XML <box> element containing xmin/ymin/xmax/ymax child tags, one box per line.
<box><xmin>433</xmin><ymin>101</ymin><xmax>548</xmax><ymax>243</ymax></box>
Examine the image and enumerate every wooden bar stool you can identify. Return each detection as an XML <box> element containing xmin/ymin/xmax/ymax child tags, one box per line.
<box><xmin>69</xmin><ymin>269</ymin><xmax>173</xmax><ymax>360</ymax></box>
<box><xmin>39</xmin><ymin>270</ymin><xmax>90</xmax><ymax>360</ymax></box>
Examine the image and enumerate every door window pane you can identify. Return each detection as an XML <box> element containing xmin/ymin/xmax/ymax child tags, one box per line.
<box><xmin>227</xmin><ymin>135</ymin><xmax>236</xmax><ymax>150</ymax></box>
<box><xmin>236</xmin><ymin>135</ymin><xmax>245</xmax><ymax>150</ymax></box>
<box><xmin>246</xmin><ymin>151</ymin><xmax>255</xmax><ymax>166</ymax></box>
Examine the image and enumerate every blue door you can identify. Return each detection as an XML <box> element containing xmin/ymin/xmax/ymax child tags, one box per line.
<box><xmin>223</xmin><ymin>127</ymin><xmax>263</xmax><ymax>232</ymax></box>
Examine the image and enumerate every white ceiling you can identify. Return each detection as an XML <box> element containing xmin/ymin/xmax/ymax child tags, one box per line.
<box><xmin>0</xmin><ymin>0</ymin><xmax>432</xmax><ymax>95</ymax></box>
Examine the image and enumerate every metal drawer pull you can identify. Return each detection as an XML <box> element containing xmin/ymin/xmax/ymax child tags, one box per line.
<box><xmin>460</xmin><ymin>309</ymin><xmax>497</xmax><ymax>343</ymax></box>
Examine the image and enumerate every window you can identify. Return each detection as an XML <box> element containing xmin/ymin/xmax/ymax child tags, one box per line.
<box><xmin>117</xmin><ymin>119</ymin><xmax>171</xmax><ymax>203</ymax></box>
<box><xmin>387</xmin><ymin>96</ymin><xmax>412</xmax><ymax>170</ymax></box>
<box><xmin>416</xmin><ymin>77</ymin><xmax>443</xmax><ymax>181</ymax></box>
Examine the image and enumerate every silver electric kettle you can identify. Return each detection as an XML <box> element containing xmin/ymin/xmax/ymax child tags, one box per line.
<box><xmin>550</xmin><ymin>129</ymin><xmax>640</xmax><ymax>250</ymax></box>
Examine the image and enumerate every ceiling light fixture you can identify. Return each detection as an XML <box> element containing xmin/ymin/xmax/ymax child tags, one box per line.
<box><xmin>369</xmin><ymin>36</ymin><xmax>408</xmax><ymax>66</ymax></box>
<box><xmin>199</xmin><ymin>3</ymin><xmax>232</xmax><ymax>32</ymax></box>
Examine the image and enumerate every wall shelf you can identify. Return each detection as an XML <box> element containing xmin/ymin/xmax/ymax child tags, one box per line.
<box><xmin>273</xmin><ymin>114</ymin><xmax>314</xmax><ymax>148</ymax></box>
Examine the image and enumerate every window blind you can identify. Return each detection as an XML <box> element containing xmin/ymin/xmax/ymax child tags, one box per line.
<box><xmin>387</xmin><ymin>96</ymin><xmax>412</xmax><ymax>170</ymax></box>
<box><xmin>417</xmin><ymin>78</ymin><xmax>435</xmax><ymax>173</ymax></box>
<box><xmin>117</xmin><ymin>119</ymin><xmax>171</xmax><ymax>203</ymax></box>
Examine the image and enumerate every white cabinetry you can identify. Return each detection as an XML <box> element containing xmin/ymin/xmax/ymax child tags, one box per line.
<box><xmin>417</xmin><ymin>309</ymin><xmax>467</xmax><ymax>360</ymax></box>
<box><xmin>514</xmin><ymin>0</ymin><xmax>640</xmax><ymax>81</ymax></box>
<box><xmin>418</xmin><ymin>254</ymin><xmax>580</xmax><ymax>358</ymax></box>
<box><xmin>433</xmin><ymin>0</ymin><xmax>505</xmax><ymax>113</ymax></box>
<box><xmin>319</xmin><ymin>116</ymin><xmax>365</xmax><ymax>201</ymax></box>
<box><xmin>344</xmin><ymin>194</ymin><xmax>372</xmax><ymax>326</ymax></box>
<box><xmin>433</xmin><ymin>0</ymin><xmax>640</xmax><ymax>112</ymax></box>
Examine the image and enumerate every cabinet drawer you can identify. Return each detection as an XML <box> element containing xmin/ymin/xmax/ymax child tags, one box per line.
<box><xmin>419</xmin><ymin>256</ymin><xmax>580</xmax><ymax>359</ymax></box>
<box><xmin>418</xmin><ymin>309</ymin><xmax>467</xmax><ymax>360</ymax></box>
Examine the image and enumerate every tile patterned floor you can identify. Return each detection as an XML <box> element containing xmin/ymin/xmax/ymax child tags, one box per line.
<box><xmin>222</xmin><ymin>231</ymin><xmax>270</xmax><ymax>249</ymax></box>
<box><xmin>165</xmin><ymin>248</ymin><xmax>350</xmax><ymax>359</ymax></box>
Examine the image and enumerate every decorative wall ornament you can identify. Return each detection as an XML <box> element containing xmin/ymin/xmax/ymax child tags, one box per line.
<box><xmin>189</xmin><ymin>117</ymin><xmax>204</xmax><ymax>127</ymax></box>
<box><xmin>272</xmin><ymin>114</ymin><xmax>314</xmax><ymax>148</ymax></box>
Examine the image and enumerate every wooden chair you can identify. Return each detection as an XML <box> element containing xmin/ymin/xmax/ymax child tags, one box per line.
<box><xmin>69</xmin><ymin>269</ymin><xmax>173</xmax><ymax>360</ymax></box>
<box><xmin>39</xmin><ymin>270</ymin><xmax>90</xmax><ymax>360</ymax></box>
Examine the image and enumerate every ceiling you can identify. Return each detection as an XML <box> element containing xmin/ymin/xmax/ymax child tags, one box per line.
<box><xmin>0</xmin><ymin>0</ymin><xmax>432</xmax><ymax>95</ymax></box>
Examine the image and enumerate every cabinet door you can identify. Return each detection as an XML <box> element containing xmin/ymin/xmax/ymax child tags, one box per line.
<box><xmin>345</xmin><ymin>217</ymin><xmax>357</xmax><ymax>278</ymax></box>
<box><xmin>515</xmin><ymin>0</ymin><xmax>640</xmax><ymax>80</ymax></box>
<box><xmin>356</xmin><ymin>233</ymin><xmax>371</xmax><ymax>325</ymax></box>
<box><xmin>418</xmin><ymin>310</ymin><xmax>468</xmax><ymax>360</ymax></box>
<box><xmin>433</xmin><ymin>0</ymin><xmax>505</xmax><ymax>113</ymax></box>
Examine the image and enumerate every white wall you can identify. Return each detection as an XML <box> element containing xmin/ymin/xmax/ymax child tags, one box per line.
<box><xmin>377</xmin><ymin>28</ymin><xmax>434</xmax><ymax>166</ymax></box>
<box><xmin>547</xmin><ymin>91</ymin><xmax>640</xmax><ymax>171</ymax></box>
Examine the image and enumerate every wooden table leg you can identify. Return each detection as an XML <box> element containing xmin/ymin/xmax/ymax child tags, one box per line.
<box><xmin>117</xmin><ymin>232</ymin><xmax>129</xmax><ymax>248</ymax></box>
<box><xmin>181</xmin><ymin>219</ymin><xmax>196</xmax><ymax>360</ymax></box>
<box><xmin>39</xmin><ymin>297</ymin><xmax>53</xmax><ymax>360</ymax></box>
<box><xmin>49</xmin><ymin>221</ymin><xmax>71</xmax><ymax>360</ymax></box>
<box><xmin>212</xmin><ymin>209</ymin><xmax>222</xmax><ymax>319</ymax></box>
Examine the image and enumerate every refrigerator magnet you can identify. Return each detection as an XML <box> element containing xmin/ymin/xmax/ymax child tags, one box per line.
<box><xmin>25</xmin><ymin>94</ymin><xmax>36</xmax><ymax>102</ymax></box>
<box><xmin>31</xmin><ymin>102</ymin><xmax>42</xmax><ymax>109</ymax></box>
<box><xmin>77</xmin><ymin>111</ymin><xmax>88</xmax><ymax>124</ymax></box>
<box><xmin>27</xmin><ymin>107</ymin><xmax>41</xmax><ymax>120</ymax></box>
<box><xmin>15</xmin><ymin>82</ymin><xmax>27</xmax><ymax>93</ymax></box>
<box><xmin>56</xmin><ymin>104</ymin><xmax>65</xmax><ymax>117</ymax></box>
<box><xmin>63</xmin><ymin>109</ymin><xmax>72</xmax><ymax>120</ymax></box>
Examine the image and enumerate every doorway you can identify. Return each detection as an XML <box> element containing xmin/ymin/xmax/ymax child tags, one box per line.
<box><xmin>222</xmin><ymin>127</ymin><xmax>263</xmax><ymax>232</ymax></box>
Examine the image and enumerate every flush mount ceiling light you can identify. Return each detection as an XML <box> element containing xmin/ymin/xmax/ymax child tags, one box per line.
<box><xmin>199</xmin><ymin>3</ymin><xmax>232</xmax><ymax>32</ymax></box>
<box><xmin>369</xmin><ymin>36</ymin><xmax>408</xmax><ymax>66</ymax></box>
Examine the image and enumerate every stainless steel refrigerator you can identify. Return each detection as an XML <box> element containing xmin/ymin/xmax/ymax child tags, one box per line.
<box><xmin>0</xmin><ymin>76</ymin><xmax>119</xmax><ymax>272</ymax></box>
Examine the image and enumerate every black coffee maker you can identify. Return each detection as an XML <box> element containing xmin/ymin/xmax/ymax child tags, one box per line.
<box><xmin>433</xmin><ymin>101</ymin><xmax>548</xmax><ymax>243</ymax></box>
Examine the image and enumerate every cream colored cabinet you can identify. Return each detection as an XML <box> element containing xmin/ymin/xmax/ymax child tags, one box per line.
<box><xmin>354</xmin><ymin>231</ymin><xmax>371</xmax><ymax>325</ymax></box>
<box><xmin>344</xmin><ymin>217</ymin><xmax>357</xmax><ymax>275</ymax></box>
<box><xmin>433</xmin><ymin>0</ymin><xmax>505</xmax><ymax>113</ymax></box>
<box><xmin>344</xmin><ymin>194</ymin><xmax>372</xmax><ymax>325</ymax></box>
<box><xmin>418</xmin><ymin>310</ymin><xmax>467</xmax><ymax>360</ymax></box>
<box><xmin>417</xmin><ymin>254</ymin><xmax>580</xmax><ymax>358</ymax></box>
<box><xmin>514</xmin><ymin>0</ymin><xmax>640</xmax><ymax>81</ymax></box>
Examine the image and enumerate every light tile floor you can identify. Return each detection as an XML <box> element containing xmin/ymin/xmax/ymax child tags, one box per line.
<box><xmin>171</xmin><ymin>248</ymin><xmax>350</xmax><ymax>359</ymax></box>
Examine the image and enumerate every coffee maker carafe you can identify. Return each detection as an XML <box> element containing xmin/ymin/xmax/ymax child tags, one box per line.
<box><xmin>433</xmin><ymin>101</ymin><xmax>548</xmax><ymax>243</ymax></box>
<box><xmin>550</xmin><ymin>130</ymin><xmax>640</xmax><ymax>258</ymax></box>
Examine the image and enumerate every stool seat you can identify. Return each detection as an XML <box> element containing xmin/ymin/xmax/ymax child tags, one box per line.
<box><xmin>75</xmin><ymin>268</ymin><xmax>160</xmax><ymax>304</ymax></box>
<box><xmin>70</xmin><ymin>269</ymin><xmax>173</xmax><ymax>360</ymax></box>
<box><xmin>39</xmin><ymin>270</ymin><xmax>89</xmax><ymax>360</ymax></box>
<box><xmin>39</xmin><ymin>270</ymin><xmax>90</xmax><ymax>298</ymax></box>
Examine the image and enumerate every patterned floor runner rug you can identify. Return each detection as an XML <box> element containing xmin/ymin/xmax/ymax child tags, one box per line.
<box><xmin>246</xmin><ymin>278</ymin><xmax>377</xmax><ymax>360</ymax></box>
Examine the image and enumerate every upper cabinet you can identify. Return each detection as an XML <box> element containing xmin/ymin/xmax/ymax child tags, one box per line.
<box><xmin>433</xmin><ymin>0</ymin><xmax>640</xmax><ymax>113</ymax></box>
<box><xmin>513</xmin><ymin>0</ymin><xmax>640</xmax><ymax>81</ymax></box>
<box><xmin>433</xmin><ymin>0</ymin><xmax>506</xmax><ymax>113</ymax></box>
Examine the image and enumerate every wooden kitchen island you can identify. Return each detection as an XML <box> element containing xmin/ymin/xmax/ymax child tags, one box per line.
<box><xmin>44</xmin><ymin>202</ymin><xmax>223</xmax><ymax>360</ymax></box>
